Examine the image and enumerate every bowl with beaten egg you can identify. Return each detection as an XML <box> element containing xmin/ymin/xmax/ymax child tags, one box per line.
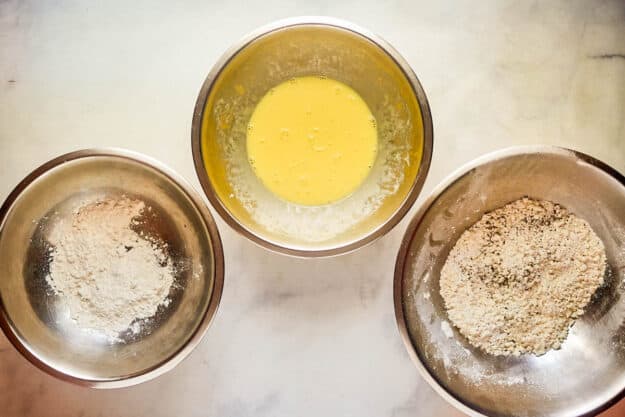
<box><xmin>192</xmin><ymin>16</ymin><xmax>433</xmax><ymax>256</ymax></box>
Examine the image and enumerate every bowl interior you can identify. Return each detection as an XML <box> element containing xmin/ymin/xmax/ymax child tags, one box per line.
<box><xmin>0</xmin><ymin>154</ymin><xmax>216</xmax><ymax>382</ymax></box>
<box><xmin>197</xmin><ymin>22</ymin><xmax>428</xmax><ymax>253</ymax></box>
<box><xmin>399</xmin><ymin>148</ymin><xmax>625</xmax><ymax>417</ymax></box>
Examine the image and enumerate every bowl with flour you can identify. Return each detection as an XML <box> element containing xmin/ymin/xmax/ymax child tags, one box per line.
<box><xmin>394</xmin><ymin>146</ymin><xmax>625</xmax><ymax>417</ymax></box>
<box><xmin>0</xmin><ymin>149</ymin><xmax>224</xmax><ymax>387</ymax></box>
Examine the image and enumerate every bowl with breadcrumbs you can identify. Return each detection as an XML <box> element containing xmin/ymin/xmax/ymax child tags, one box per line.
<box><xmin>394</xmin><ymin>146</ymin><xmax>625</xmax><ymax>417</ymax></box>
<box><xmin>0</xmin><ymin>148</ymin><xmax>224</xmax><ymax>387</ymax></box>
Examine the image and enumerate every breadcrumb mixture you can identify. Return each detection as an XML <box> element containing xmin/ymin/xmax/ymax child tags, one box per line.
<box><xmin>440</xmin><ymin>198</ymin><xmax>606</xmax><ymax>356</ymax></box>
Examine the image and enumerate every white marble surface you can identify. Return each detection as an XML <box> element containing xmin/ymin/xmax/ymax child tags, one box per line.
<box><xmin>1</xmin><ymin>1</ymin><xmax>624</xmax><ymax>416</ymax></box>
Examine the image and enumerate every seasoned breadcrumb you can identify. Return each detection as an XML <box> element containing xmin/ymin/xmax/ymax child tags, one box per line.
<box><xmin>440</xmin><ymin>198</ymin><xmax>606</xmax><ymax>356</ymax></box>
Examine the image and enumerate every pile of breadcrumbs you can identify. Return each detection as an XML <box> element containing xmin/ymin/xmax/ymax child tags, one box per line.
<box><xmin>440</xmin><ymin>198</ymin><xmax>606</xmax><ymax>356</ymax></box>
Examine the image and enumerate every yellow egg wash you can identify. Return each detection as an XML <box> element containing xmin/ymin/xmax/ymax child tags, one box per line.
<box><xmin>246</xmin><ymin>76</ymin><xmax>378</xmax><ymax>206</ymax></box>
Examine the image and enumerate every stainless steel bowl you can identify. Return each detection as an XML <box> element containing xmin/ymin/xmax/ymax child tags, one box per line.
<box><xmin>394</xmin><ymin>146</ymin><xmax>625</xmax><ymax>417</ymax></box>
<box><xmin>0</xmin><ymin>149</ymin><xmax>224</xmax><ymax>388</ymax></box>
<box><xmin>192</xmin><ymin>16</ymin><xmax>433</xmax><ymax>257</ymax></box>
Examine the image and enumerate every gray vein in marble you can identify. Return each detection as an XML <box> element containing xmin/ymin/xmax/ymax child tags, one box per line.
<box><xmin>218</xmin><ymin>392</ymin><xmax>281</xmax><ymax>417</ymax></box>
<box><xmin>589</xmin><ymin>53</ymin><xmax>625</xmax><ymax>60</ymax></box>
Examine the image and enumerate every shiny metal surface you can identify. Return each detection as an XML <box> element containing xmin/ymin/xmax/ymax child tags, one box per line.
<box><xmin>0</xmin><ymin>149</ymin><xmax>224</xmax><ymax>388</ymax></box>
<box><xmin>192</xmin><ymin>17</ymin><xmax>433</xmax><ymax>257</ymax></box>
<box><xmin>394</xmin><ymin>146</ymin><xmax>625</xmax><ymax>417</ymax></box>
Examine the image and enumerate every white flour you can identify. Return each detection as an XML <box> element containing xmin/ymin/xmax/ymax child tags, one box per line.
<box><xmin>46</xmin><ymin>196</ymin><xmax>174</xmax><ymax>342</ymax></box>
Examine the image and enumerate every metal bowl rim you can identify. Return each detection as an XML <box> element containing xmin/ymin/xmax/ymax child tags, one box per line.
<box><xmin>191</xmin><ymin>16</ymin><xmax>434</xmax><ymax>258</ymax></box>
<box><xmin>393</xmin><ymin>144</ymin><xmax>625</xmax><ymax>417</ymax></box>
<box><xmin>0</xmin><ymin>147</ymin><xmax>225</xmax><ymax>389</ymax></box>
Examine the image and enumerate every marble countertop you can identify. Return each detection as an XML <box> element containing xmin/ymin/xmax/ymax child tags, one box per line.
<box><xmin>1</xmin><ymin>0</ymin><xmax>624</xmax><ymax>416</ymax></box>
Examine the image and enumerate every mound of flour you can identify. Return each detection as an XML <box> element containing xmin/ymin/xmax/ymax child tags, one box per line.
<box><xmin>46</xmin><ymin>196</ymin><xmax>174</xmax><ymax>341</ymax></box>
